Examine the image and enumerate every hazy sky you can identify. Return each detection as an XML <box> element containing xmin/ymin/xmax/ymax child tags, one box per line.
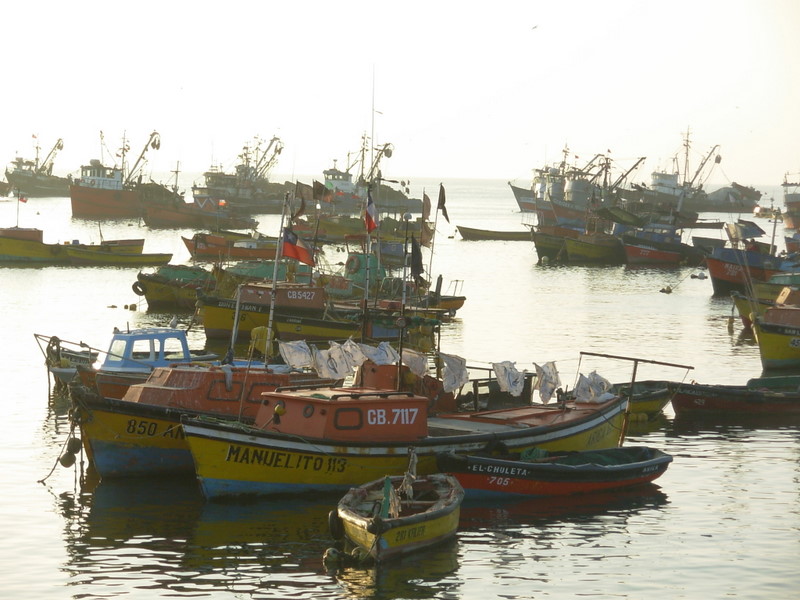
<box><xmin>4</xmin><ymin>0</ymin><xmax>799</xmax><ymax>190</ymax></box>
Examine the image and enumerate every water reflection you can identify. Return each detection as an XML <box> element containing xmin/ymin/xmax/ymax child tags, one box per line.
<box><xmin>56</xmin><ymin>477</ymin><xmax>343</xmax><ymax>598</ymax></box>
<box><xmin>459</xmin><ymin>484</ymin><xmax>669</xmax><ymax>533</ymax></box>
<box><xmin>55</xmin><ymin>476</ymin><xmax>467</xmax><ymax>599</ymax></box>
<box><xmin>329</xmin><ymin>541</ymin><xmax>461</xmax><ymax>599</ymax></box>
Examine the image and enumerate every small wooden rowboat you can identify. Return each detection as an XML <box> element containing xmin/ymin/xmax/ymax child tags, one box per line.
<box><xmin>671</xmin><ymin>376</ymin><xmax>800</xmax><ymax>418</ymax></box>
<box><xmin>436</xmin><ymin>446</ymin><xmax>672</xmax><ymax>499</ymax></box>
<box><xmin>329</xmin><ymin>472</ymin><xmax>464</xmax><ymax>563</ymax></box>
<box><xmin>457</xmin><ymin>225</ymin><xmax>532</xmax><ymax>241</ymax></box>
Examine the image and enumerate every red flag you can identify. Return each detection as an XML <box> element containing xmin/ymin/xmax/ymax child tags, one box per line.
<box><xmin>422</xmin><ymin>192</ymin><xmax>431</xmax><ymax>222</ymax></box>
<box><xmin>281</xmin><ymin>227</ymin><xmax>314</xmax><ymax>266</ymax></box>
<box><xmin>364</xmin><ymin>189</ymin><xmax>379</xmax><ymax>233</ymax></box>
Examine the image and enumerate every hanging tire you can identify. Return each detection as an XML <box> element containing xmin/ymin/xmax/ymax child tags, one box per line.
<box><xmin>132</xmin><ymin>281</ymin><xmax>146</xmax><ymax>296</ymax></box>
<box><xmin>345</xmin><ymin>255</ymin><xmax>362</xmax><ymax>275</ymax></box>
<box><xmin>328</xmin><ymin>509</ymin><xmax>344</xmax><ymax>540</ymax></box>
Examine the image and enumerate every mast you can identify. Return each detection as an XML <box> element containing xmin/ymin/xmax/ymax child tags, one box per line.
<box><xmin>265</xmin><ymin>192</ymin><xmax>291</xmax><ymax>362</ymax></box>
<box><xmin>37</xmin><ymin>139</ymin><xmax>64</xmax><ymax>176</ymax></box>
<box><xmin>125</xmin><ymin>131</ymin><xmax>161</xmax><ymax>186</ymax></box>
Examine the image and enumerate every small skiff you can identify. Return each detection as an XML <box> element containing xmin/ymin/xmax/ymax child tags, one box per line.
<box><xmin>329</xmin><ymin>472</ymin><xmax>464</xmax><ymax>564</ymax></box>
<box><xmin>436</xmin><ymin>446</ymin><xmax>673</xmax><ymax>499</ymax></box>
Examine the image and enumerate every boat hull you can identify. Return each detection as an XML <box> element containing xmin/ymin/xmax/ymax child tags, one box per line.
<box><xmin>336</xmin><ymin>474</ymin><xmax>463</xmax><ymax>562</ymax></box>
<box><xmin>0</xmin><ymin>235</ymin><xmax>71</xmax><ymax>263</ymax></box>
<box><xmin>436</xmin><ymin>447</ymin><xmax>672</xmax><ymax>498</ymax></box>
<box><xmin>69</xmin><ymin>366</ymin><xmax>328</xmax><ymax>477</ymax></box>
<box><xmin>704</xmin><ymin>248</ymin><xmax>785</xmax><ymax>295</ymax></box>
<box><xmin>752</xmin><ymin>317</ymin><xmax>800</xmax><ymax>370</ymax></box>
<box><xmin>508</xmin><ymin>182</ymin><xmax>536</xmax><ymax>212</ymax></box>
<box><xmin>564</xmin><ymin>235</ymin><xmax>625</xmax><ymax>264</ymax></box>
<box><xmin>182</xmin><ymin>396</ymin><xmax>628</xmax><ymax>499</ymax></box>
<box><xmin>623</xmin><ymin>243</ymin><xmax>682</xmax><ymax>266</ymax></box>
<box><xmin>457</xmin><ymin>225</ymin><xmax>531</xmax><ymax>241</ymax></box>
<box><xmin>64</xmin><ymin>247</ymin><xmax>172</xmax><ymax>266</ymax></box>
<box><xmin>134</xmin><ymin>265</ymin><xmax>216</xmax><ymax>310</ymax></box>
<box><xmin>70</xmin><ymin>185</ymin><xmax>142</xmax><ymax>218</ymax></box>
<box><xmin>5</xmin><ymin>171</ymin><xmax>71</xmax><ymax>197</ymax></box>
<box><xmin>671</xmin><ymin>381</ymin><xmax>800</xmax><ymax>416</ymax></box>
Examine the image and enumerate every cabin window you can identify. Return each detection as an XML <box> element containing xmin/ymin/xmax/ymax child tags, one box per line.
<box><xmin>130</xmin><ymin>339</ymin><xmax>155</xmax><ymax>361</ymax></box>
<box><xmin>106</xmin><ymin>339</ymin><xmax>128</xmax><ymax>364</ymax></box>
<box><xmin>161</xmin><ymin>336</ymin><xmax>185</xmax><ymax>359</ymax></box>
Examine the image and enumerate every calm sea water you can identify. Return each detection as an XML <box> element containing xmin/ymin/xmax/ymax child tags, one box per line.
<box><xmin>1</xmin><ymin>178</ymin><xmax>798</xmax><ymax>599</ymax></box>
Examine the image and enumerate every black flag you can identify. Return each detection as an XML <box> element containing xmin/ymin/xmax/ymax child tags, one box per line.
<box><xmin>410</xmin><ymin>235</ymin><xmax>424</xmax><ymax>285</ymax></box>
<box><xmin>437</xmin><ymin>184</ymin><xmax>449</xmax><ymax>223</ymax></box>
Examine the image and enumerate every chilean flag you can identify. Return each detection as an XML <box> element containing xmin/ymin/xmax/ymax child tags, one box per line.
<box><xmin>281</xmin><ymin>227</ymin><xmax>315</xmax><ymax>266</ymax></box>
<box><xmin>364</xmin><ymin>189</ymin><xmax>379</xmax><ymax>233</ymax></box>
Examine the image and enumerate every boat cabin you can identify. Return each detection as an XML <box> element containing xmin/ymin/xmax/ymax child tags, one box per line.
<box><xmin>100</xmin><ymin>327</ymin><xmax>216</xmax><ymax>373</ymax></box>
<box><xmin>76</xmin><ymin>159</ymin><xmax>124</xmax><ymax>190</ymax></box>
<box><xmin>255</xmin><ymin>385</ymin><xmax>430</xmax><ymax>442</ymax></box>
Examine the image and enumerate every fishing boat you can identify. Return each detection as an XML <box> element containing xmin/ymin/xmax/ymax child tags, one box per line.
<box><xmin>197</xmin><ymin>281</ymin><xmax>331</xmax><ymax>340</ymax></box>
<box><xmin>532</xmin><ymin>224</ymin><xmax>582</xmax><ymax>263</ymax></box>
<box><xmin>64</xmin><ymin>246</ymin><xmax>171</xmax><ymax>266</ymax></box>
<box><xmin>70</xmin><ymin>131</ymin><xmax>179</xmax><ymax>218</ymax></box>
<box><xmin>211</xmin><ymin>260</ymin><xmax>313</xmax><ymax>298</ymax></box>
<box><xmin>142</xmin><ymin>200</ymin><xmax>258</xmax><ymax>230</ymax></box>
<box><xmin>703</xmin><ymin>219</ymin><xmax>790</xmax><ymax>295</ymax></box>
<box><xmin>752</xmin><ymin>300</ymin><xmax>800</xmax><ymax>370</ymax></box>
<box><xmin>321</xmin><ymin>135</ymin><xmax>421</xmax><ymax>214</ymax></box>
<box><xmin>730</xmin><ymin>273</ymin><xmax>800</xmax><ymax>329</ymax></box>
<box><xmin>563</xmin><ymin>231</ymin><xmax>625</xmax><ymax>264</ymax></box>
<box><xmin>191</xmin><ymin>135</ymin><xmax>290</xmax><ymax>213</ymax></box>
<box><xmin>671</xmin><ymin>375</ymin><xmax>800</xmax><ymax>418</ymax></box>
<box><xmin>68</xmin><ymin>364</ymin><xmax>335</xmax><ymax>477</ymax></box>
<box><xmin>623</xmin><ymin>243</ymin><xmax>683</xmax><ymax>266</ymax></box>
<box><xmin>617</xmin><ymin>130</ymin><xmax>752</xmax><ymax>213</ymax></box>
<box><xmin>0</xmin><ymin>226</ymin><xmax>145</xmax><ymax>264</ymax></box>
<box><xmin>180</xmin><ymin>358</ymin><xmax>631</xmax><ymax>500</ymax></box>
<box><xmin>611</xmin><ymin>379</ymin><xmax>675</xmax><ymax>421</ymax></box>
<box><xmin>507</xmin><ymin>181</ymin><xmax>536</xmax><ymax>212</ymax></box>
<box><xmin>35</xmin><ymin>334</ymin><xmax>99</xmax><ymax>389</ymax></box>
<box><xmin>69</xmin><ymin>326</ymin><xmax>219</xmax><ymax>399</ymax></box>
<box><xmin>328</xmin><ymin>471</ymin><xmax>463</xmax><ymax>563</ymax></box>
<box><xmin>5</xmin><ymin>138</ymin><xmax>72</xmax><ymax>197</ymax></box>
<box><xmin>456</xmin><ymin>225</ymin><xmax>532</xmax><ymax>241</ymax></box>
<box><xmin>436</xmin><ymin>446</ymin><xmax>672</xmax><ymax>498</ymax></box>
<box><xmin>182</xmin><ymin>232</ymin><xmax>278</xmax><ymax>261</ymax></box>
<box><xmin>132</xmin><ymin>264</ymin><xmax>217</xmax><ymax>310</ymax></box>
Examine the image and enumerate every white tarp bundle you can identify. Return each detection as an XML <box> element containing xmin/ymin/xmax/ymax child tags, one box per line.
<box><xmin>278</xmin><ymin>338</ymin><xmax>401</xmax><ymax>379</ymax></box>
<box><xmin>341</xmin><ymin>338</ymin><xmax>369</xmax><ymax>368</ymax></box>
<box><xmin>492</xmin><ymin>361</ymin><xmax>527</xmax><ymax>397</ymax></box>
<box><xmin>533</xmin><ymin>361</ymin><xmax>561</xmax><ymax>404</ymax></box>
<box><xmin>574</xmin><ymin>370</ymin><xmax>615</xmax><ymax>403</ymax></box>
<box><xmin>278</xmin><ymin>340</ymin><xmax>314</xmax><ymax>369</ymax></box>
<box><xmin>402</xmin><ymin>348</ymin><xmax>429</xmax><ymax>378</ymax></box>
<box><xmin>358</xmin><ymin>341</ymin><xmax>400</xmax><ymax>366</ymax></box>
<box><xmin>311</xmin><ymin>345</ymin><xmax>353</xmax><ymax>380</ymax></box>
<box><xmin>440</xmin><ymin>352</ymin><xmax>469</xmax><ymax>393</ymax></box>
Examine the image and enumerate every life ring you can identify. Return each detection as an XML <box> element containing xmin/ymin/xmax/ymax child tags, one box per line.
<box><xmin>345</xmin><ymin>255</ymin><xmax>362</xmax><ymax>275</ymax></box>
<box><xmin>328</xmin><ymin>509</ymin><xmax>344</xmax><ymax>540</ymax></box>
<box><xmin>132</xmin><ymin>281</ymin><xmax>146</xmax><ymax>296</ymax></box>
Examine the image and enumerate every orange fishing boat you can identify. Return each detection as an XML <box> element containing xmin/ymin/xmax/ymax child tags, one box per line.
<box><xmin>182</xmin><ymin>232</ymin><xmax>278</xmax><ymax>261</ymax></box>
